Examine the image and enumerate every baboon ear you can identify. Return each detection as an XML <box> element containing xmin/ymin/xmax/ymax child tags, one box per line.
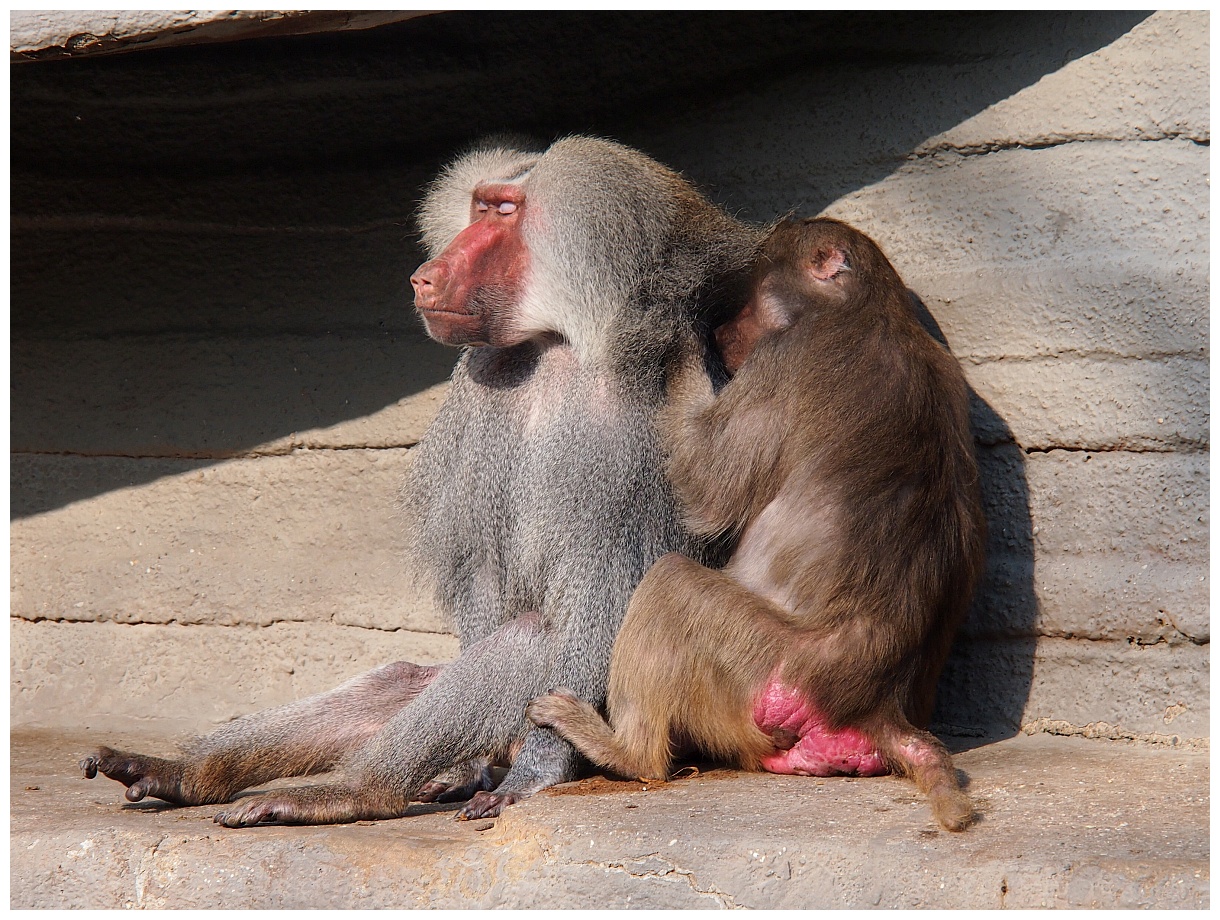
<box><xmin>808</xmin><ymin>246</ymin><xmax>849</xmax><ymax>281</ymax></box>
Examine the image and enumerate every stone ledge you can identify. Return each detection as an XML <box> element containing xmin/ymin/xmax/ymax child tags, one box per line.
<box><xmin>10</xmin><ymin>731</ymin><xmax>1208</xmax><ymax>909</ymax></box>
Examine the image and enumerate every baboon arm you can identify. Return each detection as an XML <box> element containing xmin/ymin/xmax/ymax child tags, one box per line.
<box><xmin>657</xmin><ymin>347</ymin><xmax>786</xmax><ymax>535</ymax></box>
<box><xmin>667</xmin><ymin>400</ymin><xmax>784</xmax><ymax>536</ymax></box>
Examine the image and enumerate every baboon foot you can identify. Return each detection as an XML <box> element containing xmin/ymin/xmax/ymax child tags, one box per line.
<box><xmin>214</xmin><ymin>784</ymin><xmax>405</xmax><ymax>827</ymax></box>
<box><xmin>79</xmin><ymin>746</ymin><xmax>204</xmax><ymax>806</ymax></box>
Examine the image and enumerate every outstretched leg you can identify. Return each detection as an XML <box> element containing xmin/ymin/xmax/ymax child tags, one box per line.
<box><xmin>81</xmin><ymin>660</ymin><xmax>441</xmax><ymax>806</ymax></box>
<box><xmin>214</xmin><ymin>614</ymin><xmax>552</xmax><ymax>826</ymax></box>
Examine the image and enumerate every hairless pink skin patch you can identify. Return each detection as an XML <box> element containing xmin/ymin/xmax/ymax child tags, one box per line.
<box><xmin>753</xmin><ymin>680</ymin><xmax>888</xmax><ymax>777</ymax></box>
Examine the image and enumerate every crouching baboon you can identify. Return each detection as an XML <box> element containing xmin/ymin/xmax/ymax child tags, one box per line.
<box><xmin>528</xmin><ymin>218</ymin><xmax>986</xmax><ymax>831</ymax></box>
<box><xmin>81</xmin><ymin>137</ymin><xmax>760</xmax><ymax>826</ymax></box>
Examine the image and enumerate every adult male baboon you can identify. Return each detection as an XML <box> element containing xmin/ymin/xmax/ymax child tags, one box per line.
<box><xmin>81</xmin><ymin>136</ymin><xmax>759</xmax><ymax>826</ymax></box>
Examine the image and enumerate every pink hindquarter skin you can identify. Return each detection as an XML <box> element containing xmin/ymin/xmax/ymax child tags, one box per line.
<box><xmin>753</xmin><ymin>681</ymin><xmax>888</xmax><ymax>777</ymax></box>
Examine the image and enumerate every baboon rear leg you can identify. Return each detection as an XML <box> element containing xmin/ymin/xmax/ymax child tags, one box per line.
<box><xmin>215</xmin><ymin>614</ymin><xmax>554</xmax><ymax>827</ymax></box>
<box><xmin>82</xmin><ymin>660</ymin><xmax>442</xmax><ymax>806</ymax></box>
<box><xmin>529</xmin><ymin>554</ymin><xmax>783</xmax><ymax>779</ymax></box>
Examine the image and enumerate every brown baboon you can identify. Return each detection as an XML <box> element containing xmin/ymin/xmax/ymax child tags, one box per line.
<box><xmin>81</xmin><ymin>137</ymin><xmax>759</xmax><ymax>826</ymax></box>
<box><xmin>528</xmin><ymin>218</ymin><xmax>986</xmax><ymax>832</ymax></box>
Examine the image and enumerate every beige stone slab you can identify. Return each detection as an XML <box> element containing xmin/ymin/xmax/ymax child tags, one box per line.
<box><xmin>971</xmin><ymin>555</ymin><xmax>1208</xmax><ymax>646</ymax></box>
<box><xmin>981</xmin><ymin>446</ymin><xmax>1209</xmax><ymax>567</ymax></box>
<box><xmin>12</xmin><ymin>334</ymin><xmax>454</xmax><ymax>455</ymax></box>
<box><xmin>970</xmin><ymin>448</ymin><xmax>1207</xmax><ymax>641</ymax></box>
<box><xmin>919</xmin><ymin>11</ymin><xmax>1209</xmax><ymax>151</ymax></box>
<box><xmin>10</xmin><ymin>619</ymin><xmax>459</xmax><ymax>733</ymax></box>
<box><xmin>9</xmin><ymin>730</ymin><xmax>1209</xmax><ymax>909</ymax></box>
<box><xmin>10</xmin><ymin>11</ymin><xmax>432</xmax><ymax>60</ymax></box>
<box><xmin>938</xmin><ymin>636</ymin><xmax>1209</xmax><ymax>741</ymax></box>
<box><xmin>638</xmin><ymin>15</ymin><xmax>1202</xmax><ymax>218</ymax></box>
<box><xmin>829</xmin><ymin>140</ymin><xmax>1209</xmax><ymax>279</ymax></box>
<box><xmin>11</xmin><ymin>450</ymin><xmax>447</xmax><ymax>633</ymax></box>
<box><xmin>920</xmin><ymin>265</ymin><xmax>1207</xmax><ymax>362</ymax></box>
<box><xmin>1024</xmin><ymin>449</ymin><xmax>1207</xmax><ymax>563</ymax></box>
<box><xmin>965</xmin><ymin>355</ymin><xmax>1207</xmax><ymax>450</ymax></box>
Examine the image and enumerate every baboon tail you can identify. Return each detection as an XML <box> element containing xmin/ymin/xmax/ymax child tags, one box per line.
<box><xmin>876</xmin><ymin>721</ymin><xmax>974</xmax><ymax>832</ymax></box>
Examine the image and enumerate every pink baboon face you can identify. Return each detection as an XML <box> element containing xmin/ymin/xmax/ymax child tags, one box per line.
<box><xmin>411</xmin><ymin>182</ymin><xmax>531</xmax><ymax>348</ymax></box>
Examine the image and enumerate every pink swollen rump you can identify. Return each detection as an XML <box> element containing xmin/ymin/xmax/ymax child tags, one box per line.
<box><xmin>752</xmin><ymin>681</ymin><xmax>888</xmax><ymax>776</ymax></box>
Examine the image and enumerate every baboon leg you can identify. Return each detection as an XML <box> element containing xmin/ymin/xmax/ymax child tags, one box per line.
<box><xmin>82</xmin><ymin>660</ymin><xmax>442</xmax><ymax>805</ymax></box>
<box><xmin>530</xmin><ymin>553</ymin><xmax>783</xmax><ymax>779</ymax></box>
<box><xmin>525</xmin><ymin>689</ymin><xmax>657</xmax><ymax>778</ymax></box>
<box><xmin>214</xmin><ymin>615</ymin><xmax>549</xmax><ymax>827</ymax></box>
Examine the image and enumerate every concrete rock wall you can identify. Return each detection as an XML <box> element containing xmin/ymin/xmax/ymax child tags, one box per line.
<box><xmin>10</xmin><ymin>11</ymin><xmax>1208</xmax><ymax>742</ymax></box>
<box><xmin>9</xmin><ymin>11</ymin><xmax>430</xmax><ymax>61</ymax></box>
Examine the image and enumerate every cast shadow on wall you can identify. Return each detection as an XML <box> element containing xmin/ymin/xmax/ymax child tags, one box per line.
<box><xmin>910</xmin><ymin>298</ymin><xmax>1038</xmax><ymax>743</ymax></box>
<box><xmin>11</xmin><ymin>11</ymin><xmax>1149</xmax><ymax>521</ymax></box>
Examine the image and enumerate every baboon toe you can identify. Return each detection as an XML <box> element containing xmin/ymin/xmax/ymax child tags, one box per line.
<box><xmin>214</xmin><ymin>799</ymin><xmax>286</xmax><ymax>828</ymax></box>
<box><xmin>80</xmin><ymin>745</ymin><xmax>131</xmax><ymax>780</ymax></box>
<box><xmin>414</xmin><ymin>780</ymin><xmax>448</xmax><ymax>803</ymax></box>
<box><xmin>214</xmin><ymin>791</ymin><xmax>321</xmax><ymax>827</ymax></box>
<box><xmin>79</xmin><ymin>750</ymin><xmax>105</xmax><ymax>779</ymax></box>
<box><xmin>416</xmin><ymin>772</ymin><xmax>495</xmax><ymax>804</ymax></box>
<box><xmin>125</xmin><ymin>778</ymin><xmax>156</xmax><ymax>803</ymax></box>
<box><xmin>417</xmin><ymin>780</ymin><xmax>479</xmax><ymax>804</ymax></box>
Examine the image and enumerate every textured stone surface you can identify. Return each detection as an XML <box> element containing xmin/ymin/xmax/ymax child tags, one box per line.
<box><xmin>919</xmin><ymin>10</ymin><xmax>1209</xmax><ymax>150</ymax></box>
<box><xmin>965</xmin><ymin>355</ymin><xmax>1207</xmax><ymax>451</ymax></box>
<box><xmin>11</xmin><ymin>450</ymin><xmax>442</xmax><ymax>631</ymax></box>
<box><xmin>10</xmin><ymin>11</ymin><xmax>431</xmax><ymax>60</ymax></box>
<box><xmin>971</xmin><ymin>448</ymin><xmax>1208</xmax><ymax>641</ymax></box>
<box><xmin>937</xmin><ymin>636</ymin><xmax>1209</xmax><ymax>741</ymax></box>
<box><xmin>634</xmin><ymin>13</ymin><xmax>1205</xmax><ymax>217</ymax></box>
<box><xmin>10</xmin><ymin>731</ymin><xmax>1208</xmax><ymax>909</ymax></box>
<box><xmin>11</xmin><ymin>620</ymin><xmax>458</xmax><ymax>735</ymax></box>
